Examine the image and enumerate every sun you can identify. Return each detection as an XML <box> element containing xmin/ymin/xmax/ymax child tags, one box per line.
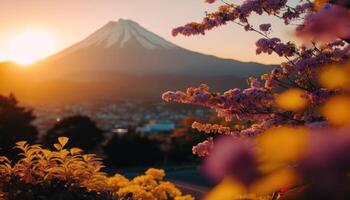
<box><xmin>8</xmin><ymin>29</ymin><xmax>57</xmax><ymax>65</ymax></box>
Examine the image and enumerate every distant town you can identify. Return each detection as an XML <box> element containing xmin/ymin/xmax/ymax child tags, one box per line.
<box><xmin>29</xmin><ymin>101</ymin><xmax>211</xmax><ymax>137</ymax></box>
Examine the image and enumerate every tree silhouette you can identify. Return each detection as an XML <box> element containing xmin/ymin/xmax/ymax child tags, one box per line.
<box><xmin>43</xmin><ymin>115</ymin><xmax>104</xmax><ymax>152</ymax></box>
<box><xmin>103</xmin><ymin>128</ymin><xmax>162</xmax><ymax>167</ymax></box>
<box><xmin>0</xmin><ymin>94</ymin><xmax>38</xmax><ymax>158</ymax></box>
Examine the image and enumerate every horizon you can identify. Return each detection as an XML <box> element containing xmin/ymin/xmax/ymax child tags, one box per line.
<box><xmin>0</xmin><ymin>0</ymin><xmax>298</xmax><ymax>65</ymax></box>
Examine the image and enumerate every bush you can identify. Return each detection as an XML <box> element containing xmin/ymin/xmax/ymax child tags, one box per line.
<box><xmin>0</xmin><ymin>94</ymin><xmax>38</xmax><ymax>159</ymax></box>
<box><xmin>0</xmin><ymin>137</ymin><xmax>193</xmax><ymax>200</ymax></box>
<box><xmin>43</xmin><ymin>115</ymin><xmax>104</xmax><ymax>152</ymax></box>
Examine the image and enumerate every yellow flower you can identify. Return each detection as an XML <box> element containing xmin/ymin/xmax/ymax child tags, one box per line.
<box><xmin>257</xmin><ymin>126</ymin><xmax>308</xmax><ymax>163</ymax></box>
<box><xmin>145</xmin><ymin>168</ymin><xmax>165</xmax><ymax>180</ymax></box>
<box><xmin>154</xmin><ymin>181</ymin><xmax>182</xmax><ymax>198</ymax></box>
<box><xmin>322</xmin><ymin>95</ymin><xmax>350</xmax><ymax>126</ymax></box>
<box><xmin>319</xmin><ymin>65</ymin><xmax>350</xmax><ymax>89</ymax></box>
<box><xmin>204</xmin><ymin>177</ymin><xmax>246</xmax><ymax>200</ymax></box>
<box><xmin>250</xmin><ymin>168</ymin><xmax>299</xmax><ymax>194</ymax></box>
<box><xmin>276</xmin><ymin>89</ymin><xmax>308</xmax><ymax>111</ymax></box>
<box><xmin>107</xmin><ymin>174</ymin><xmax>130</xmax><ymax>190</ymax></box>
<box><xmin>117</xmin><ymin>185</ymin><xmax>155</xmax><ymax>200</ymax></box>
<box><xmin>132</xmin><ymin>175</ymin><xmax>158</xmax><ymax>191</ymax></box>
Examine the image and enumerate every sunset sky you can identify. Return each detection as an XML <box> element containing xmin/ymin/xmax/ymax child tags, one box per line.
<box><xmin>0</xmin><ymin>0</ymin><xmax>298</xmax><ymax>64</ymax></box>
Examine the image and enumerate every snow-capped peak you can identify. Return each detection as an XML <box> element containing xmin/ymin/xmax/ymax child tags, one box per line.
<box><xmin>75</xmin><ymin>19</ymin><xmax>178</xmax><ymax>50</ymax></box>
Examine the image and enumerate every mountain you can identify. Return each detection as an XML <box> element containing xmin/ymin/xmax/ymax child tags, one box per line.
<box><xmin>1</xmin><ymin>19</ymin><xmax>273</xmax><ymax>103</ymax></box>
<box><xmin>30</xmin><ymin>19</ymin><xmax>271</xmax><ymax>80</ymax></box>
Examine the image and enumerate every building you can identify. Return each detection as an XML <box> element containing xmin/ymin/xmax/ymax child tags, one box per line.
<box><xmin>137</xmin><ymin>120</ymin><xmax>175</xmax><ymax>135</ymax></box>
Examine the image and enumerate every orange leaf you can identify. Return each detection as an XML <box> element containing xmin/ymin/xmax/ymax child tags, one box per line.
<box><xmin>70</xmin><ymin>148</ymin><xmax>82</xmax><ymax>155</ymax></box>
<box><xmin>15</xmin><ymin>141</ymin><xmax>27</xmax><ymax>147</ymax></box>
<box><xmin>58</xmin><ymin>137</ymin><xmax>69</xmax><ymax>147</ymax></box>
<box><xmin>53</xmin><ymin>143</ymin><xmax>62</xmax><ymax>151</ymax></box>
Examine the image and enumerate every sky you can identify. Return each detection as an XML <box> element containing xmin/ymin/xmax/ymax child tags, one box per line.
<box><xmin>0</xmin><ymin>0</ymin><xmax>298</xmax><ymax>64</ymax></box>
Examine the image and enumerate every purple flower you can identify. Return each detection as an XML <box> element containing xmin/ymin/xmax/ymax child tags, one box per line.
<box><xmin>203</xmin><ymin>136</ymin><xmax>261</xmax><ymax>185</ymax></box>
<box><xmin>297</xmin><ymin>4</ymin><xmax>350</xmax><ymax>42</ymax></box>
<box><xmin>248</xmin><ymin>77</ymin><xmax>263</xmax><ymax>88</ymax></box>
<box><xmin>205</xmin><ymin>0</ymin><xmax>216</xmax><ymax>3</ymax></box>
<box><xmin>192</xmin><ymin>139</ymin><xmax>214</xmax><ymax>157</ymax></box>
<box><xmin>259</xmin><ymin>23</ymin><xmax>271</xmax><ymax>32</ymax></box>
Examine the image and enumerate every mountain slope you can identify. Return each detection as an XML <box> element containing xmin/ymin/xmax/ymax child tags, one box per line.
<box><xmin>2</xmin><ymin>19</ymin><xmax>274</xmax><ymax>103</ymax></box>
<box><xmin>31</xmin><ymin>19</ymin><xmax>271</xmax><ymax>80</ymax></box>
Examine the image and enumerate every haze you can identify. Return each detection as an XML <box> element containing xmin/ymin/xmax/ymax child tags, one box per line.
<box><xmin>0</xmin><ymin>0</ymin><xmax>296</xmax><ymax>64</ymax></box>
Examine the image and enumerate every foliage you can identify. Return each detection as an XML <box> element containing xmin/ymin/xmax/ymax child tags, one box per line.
<box><xmin>0</xmin><ymin>94</ymin><xmax>38</xmax><ymax>159</ymax></box>
<box><xmin>43</xmin><ymin>115</ymin><xmax>105</xmax><ymax>152</ymax></box>
<box><xmin>168</xmin><ymin>117</ymin><xmax>209</xmax><ymax>163</ymax></box>
<box><xmin>103</xmin><ymin>132</ymin><xmax>163</xmax><ymax>167</ymax></box>
<box><xmin>163</xmin><ymin>0</ymin><xmax>350</xmax><ymax>199</ymax></box>
<box><xmin>0</xmin><ymin>137</ymin><xmax>194</xmax><ymax>200</ymax></box>
<box><xmin>103</xmin><ymin>117</ymin><xmax>211</xmax><ymax>167</ymax></box>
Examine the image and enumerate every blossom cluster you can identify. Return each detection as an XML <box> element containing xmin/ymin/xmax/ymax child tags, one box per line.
<box><xmin>297</xmin><ymin>4</ymin><xmax>350</xmax><ymax>42</ymax></box>
<box><xmin>0</xmin><ymin>138</ymin><xmax>194</xmax><ymax>200</ymax></box>
<box><xmin>163</xmin><ymin>84</ymin><xmax>275</xmax><ymax>123</ymax></box>
<box><xmin>164</xmin><ymin>0</ymin><xmax>350</xmax><ymax>151</ymax></box>
<box><xmin>163</xmin><ymin>0</ymin><xmax>350</xmax><ymax>199</ymax></box>
<box><xmin>192</xmin><ymin>138</ymin><xmax>214</xmax><ymax>157</ymax></box>
<box><xmin>191</xmin><ymin>121</ymin><xmax>235</xmax><ymax>135</ymax></box>
<box><xmin>255</xmin><ymin>38</ymin><xmax>296</xmax><ymax>57</ymax></box>
<box><xmin>172</xmin><ymin>0</ymin><xmax>312</xmax><ymax>37</ymax></box>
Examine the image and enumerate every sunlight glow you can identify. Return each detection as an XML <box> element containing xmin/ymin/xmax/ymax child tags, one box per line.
<box><xmin>8</xmin><ymin>29</ymin><xmax>56</xmax><ymax>65</ymax></box>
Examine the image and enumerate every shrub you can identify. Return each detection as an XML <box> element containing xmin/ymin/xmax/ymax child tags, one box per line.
<box><xmin>0</xmin><ymin>94</ymin><xmax>38</xmax><ymax>159</ymax></box>
<box><xmin>103</xmin><ymin>133</ymin><xmax>162</xmax><ymax>168</ymax></box>
<box><xmin>0</xmin><ymin>137</ymin><xmax>194</xmax><ymax>200</ymax></box>
<box><xmin>43</xmin><ymin>115</ymin><xmax>105</xmax><ymax>152</ymax></box>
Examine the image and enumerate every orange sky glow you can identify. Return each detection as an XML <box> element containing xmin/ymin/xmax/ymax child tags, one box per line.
<box><xmin>0</xmin><ymin>0</ymin><xmax>297</xmax><ymax>65</ymax></box>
